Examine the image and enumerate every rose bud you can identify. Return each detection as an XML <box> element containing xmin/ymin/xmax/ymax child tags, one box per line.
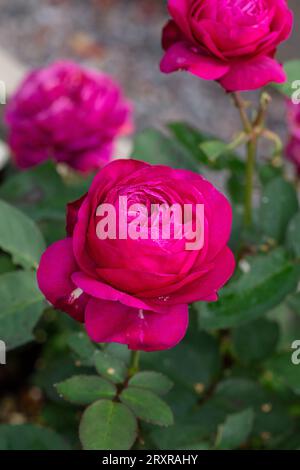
<box><xmin>160</xmin><ymin>0</ymin><xmax>293</xmax><ymax>92</ymax></box>
<box><xmin>5</xmin><ymin>61</ymin><xmax>133</xmax><ymax>172</ymax></box>
<box><xmin>37</xmin><ymin>159</ymin><xmax>235</xmax><ymax>351</ymax></box>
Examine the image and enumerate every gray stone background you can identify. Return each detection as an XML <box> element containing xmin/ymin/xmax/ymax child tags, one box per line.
<box><xmin>0</xmin><ymin>0</ymin><xmax>298</xmax><ymax>144</ymax></box>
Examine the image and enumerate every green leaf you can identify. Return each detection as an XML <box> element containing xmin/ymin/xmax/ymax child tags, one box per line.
<box><xmin>233</xmin><ymin>318</ymin><xmax>280</xmax><ymax>364</ymax></box>
<box><xmin>79</xmin><ymin>400</ymin><xmax>137</xmax><ymax>450</ymax></box>
<box><xmin>259</xmin><ymin>178</ymin><xmax>299</xmax><ymax>243</ymax></box>
<box><xmin>105</xmin><ymin>343</ymin><xmax>131</xmax><ymax>365</ymax></box>
<box><xmin>0</xmin><ymin>253</ymin><xmax>15</xmax><ymax>274</ymax></box>
<box><xmin>258</xmin><ymin>163</ymin><xmax>283</xmax><ymax>186</ymax></box>
<box><xmin>132</xmin><ymin>128</ymin><xmax>198</xmax><ymax>170</ymax></box>
<box><xmin>214</xmin><ymin>378</ymin><xmax>269</xmax><ymax>412</ymax></box>
<box><xmin>67</xmin><ymin>331</ymin><xmax>97</xmax><ymax>366</ymax></box>
<box><xmin>0</xmin><ymin>424</ymin><xmax>70</xmax><ymax>450</ymax></box>
<box><xmin>287</xmin><ymin>292</ymin><xmax>300</xmax><ymax>315</ymax></box>
<box><xmin>141</xmin><ymin>331</ymin><xmax>221</xmax><ymax>392</ymax></box>
<box><xmin>0</xmin><ymin>270</ymin><xmax>45</xmax><ymax>349</ymax></box>
<box><xmin>94</xmin><ymin>350</ymin><xmax>127</xmax><ymax>384</ymax></box>
<box><xmin>286</xmin><ymin>212</ymin><xmax>300</xmax><ymax>259</ymax></box>
<box><xmin>266</xmin><ymin>352</ymin><xmax>300</xmax><ymax>394</ymax></box>
<box><xmin>0</xmin><ymin>161</ymin><xmax>90</xmax><ymax>221</ymax></box>
<box><xmin>120</xmin><ymin>386</ymin><xmax>174</xmax><ymax>426</ymax></box>
<box><xmin>151</xmin><ymin>424</ymin><xmax>210</xmax><ymax>450</ymax></box>
<box><xmin>197</xmin><ymin>248</ymin><xmax>298</xmax><ymax>329</ymax></box>
<box><xmin>272</xmin><ymin>60</ymin><xmax>300</xmax><ymax>97</ymax></box>
<box><xmin>0</xmin><ymin>199</ymin><xmax>46</xmax><ymax>268</ymax></box>
<box><xmin>168</xmin><ymin>122</ymin><xmax>244</xmax><ymax>171</ymax></box>
<box><xmin>210</xmin><ymin>378</ymin><xmax>294</xmax><ymax>441</ymax></box>
<box><xmin>55</xmin><ymin>375</ymin><xmax>117</xmax><ymax>405</ymax></box>
<box><xmin>216</xmin><ymin>409</ymin><xmax>254</xmax><ymax>450</ymax></box>
<box><xmin>129</xmin><ymin>371</ymin><xmax>173</xmax><ymax>395</ymax></box>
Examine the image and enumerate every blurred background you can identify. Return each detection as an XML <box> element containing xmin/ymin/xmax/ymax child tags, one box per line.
<box><xmin>0</xmin><ymin>0</ymin><xmax>299</xmax><ymax>142</ymax></box>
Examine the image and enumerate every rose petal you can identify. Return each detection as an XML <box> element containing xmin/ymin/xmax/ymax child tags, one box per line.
<box><xmin>168</xmin><ymin>0</ymin><xmax>194</xmax><ymax>42</ymax></box>
<box><xmin>66</xmin><ymin>194</ymin><xmax>87</xmax><ymax>236</ymax></box>
<box><xmin>142</xmin><ymin>246</ymin><xmax>235</xmax><ymax>305</ymax></box>
<box><xmin>72</xmin><ymin>271</ymin><xmax>173</xmax><ymax>314</ymax></box>
<box><xmin>85</xmin><ymin>298</ymin><xmax>189</xmax><ymax>351</ymax></box>
<box><xmin>160</xmin><ymin>41</ymin><xmax>229</xmax><ymax>80</ymax></box>
<box><xmin>37</xmin><ymin>238</ymin><xmax>87</xmax><ymax>321</ymax></box>
<box><xmin>219</xmin><ymin>55</ymin><xmax>286</xmax><ymax>92</ymax></box>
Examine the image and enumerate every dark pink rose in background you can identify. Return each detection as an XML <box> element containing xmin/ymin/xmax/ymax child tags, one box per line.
<box><xmin>37</xmin><ymin>159</ymin><xmax>235</xmax><ymax>351</ymax></box>
<box><xmin>5</xmin><ymin>61</ymin><xmax>133</xmax><ymax>172</ymax></box>
<box><xmin>286</xmin><ymin>100</ymin><xmax>300</xmax><ymax>174</ymax></box>
<box><xmin>160</xmin><ymin>0</ymin><xmax>293</xmax><ymax>92</ymax></box>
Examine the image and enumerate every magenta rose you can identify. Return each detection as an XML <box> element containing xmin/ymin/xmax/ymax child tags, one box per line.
<box><xmin>160</xmin><ymin>0</ymin><xmax>293</xmax><ymax>91</ymax></box>
<box><xmin>37</xmin><ymin>159</ymin><xmax>235</xmax><ymax>351</ymax></box>
<box><xmin>286</xmin><ymin>100</ymin><xmax>300</xmax><ymax>174</ymax></box>
<box><xmin>5</xmin><ymin>61</ymin><xmax>133</xmax><ymax>172</ymax></box>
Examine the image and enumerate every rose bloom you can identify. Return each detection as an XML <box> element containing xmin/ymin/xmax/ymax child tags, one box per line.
<box><xmin>160</xmin><ymin>0</ymin><xmax>293</xmax><ymax>92</ymax></box>
<box><xmin>37</xmin><ymin>159</ymin><xmax>235</xmax><ymax>351</ymax></box>
<box><xmin>286</xmin><ymin>100</ymin><xmax>300</xmax><ymax>174</ymax></box>
<box><xmin>5</xmin><ymin>61</ymin><xmax>133</xmax><ymax>172</ymax></box>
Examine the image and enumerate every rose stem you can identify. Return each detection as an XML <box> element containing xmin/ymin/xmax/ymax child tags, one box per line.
<box><xmin>129</xmin><ymin>350</ymin><xmax>140</xmax><ymax>377</ymax></box>
<box><xmin>232</xmin><ymin>92</ymin><xmax>256</xmax><ymax>227</ymax></box>
<box><xmin>244</xmin><ymin>137</ymin><xmax>257</xmax><ymax>226</ymax></box>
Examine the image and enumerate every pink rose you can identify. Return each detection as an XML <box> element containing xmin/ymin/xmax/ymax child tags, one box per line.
<box><xmin>5</xmin><ymin>61</ymin><xmax>133</xmax><ymax>172</ymax></box>
<box><xmin>286</xmin><ymin>100</ymin><xmax>300</xmax><ymax>174</ymax></box>
<box><xmin>37</xmin><ymin>159</ymin><xmax>235</xmax><ymax>351</ymax></box>
<box><xmin>160</xmin><ymin>0</ymin><xmax>293</xmax><ymax>92</ymax></box>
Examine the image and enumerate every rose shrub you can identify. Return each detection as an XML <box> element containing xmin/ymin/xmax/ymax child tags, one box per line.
<box><xmin>5</xmin><ymin>61</ymin><xmax>133</xmax><ymax>172</ymax></box>
<box><xmin>160</xmin><ymin>0</ymin><xmax>293</xmax><ymax>91</ymax></box>
<box><xmin>286</xmin><ymin>99</ymin><xmax>300</xmax><ymax>174</ymax></box>
<box><xmin>37</xmin><ymin>159</ymin><xmax>234</xmax><ymax>351</ymax></box>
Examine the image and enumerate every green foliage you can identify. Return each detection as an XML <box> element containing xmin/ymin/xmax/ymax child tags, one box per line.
<box><xmin>197</xmin><ymin>248</ymin><xmax>298</xmax><ymax>329</ymax></box>
<box><xmin>0</xmin><ymin>161</ymin><xmax>89</xmax><ymax>221</ymax></box>
<box><xmin>67</xmin><ymin>331</ymin><xmax>98</xmax><ymax>366</ymax></box>
<box><xmin>0</xmin><ymin>270</ymin><xmax>45</xmax><ymax>349</ymax></box>
<box><xmin>141</xmin><ymin>330</ymin><xmax>221</xmax><ymax>392</ymax></box>
<box><xmin>0</xmin><ymin>199</ymin><xmax>45</xmax><ymax>268</ymax></box>
<box><xmin>120</xmin><ymin>387</ymin><xmax>174</xmax><ymax>426</ymax></box>
<box><xmin>55</xmin><ymin>375</ymin><xmax>117</xmax><ymax>405</ymax></box>
<box><xmin>79</xmin><ymin>400</ymin><xmax>137</xmax><ymax>450</ymax></box>
<box><xmin>232</xmin><ymin>318</ymin><xmax>280</xmax><ymax>364</ymax></box>
<box><xmin>272</xmin><ymin>60</ymin><xmax>300</xmax><ymax>97</ymax></box>
<box><xmin>128</xmin><ymin>371</ymin><xmax>173</xmax><ymax>395</ymax></box>
<box><xmin>216</xmin><ymin>408</ymin><xmax>254</xmax><ymax>449</ymax></box>
<box><xmin>0</xmin><ymin>424</ymin><xmax>70</xmax><ymax>450</ymax></box>
<box><xmin>286</xmin><ymin>212</ymin><xmax>300</xmax><ymax>259</ymax></box>
<box><xmin>132</xmin><ymin>128</ymin><xmax>198</xmax><ymax>171</ymax></box>
<box><xmin>94</xmin><ymin>349</ymin><xmax>127</xmax><ymax>384</ymax></box>
<box><xmin>266</xmin><ymin>353</ymin><xmax>300</xmax><ymax>394</ymax></box>
<box><xmin>259</xmin><ymin>177</ymin><xmax>299</xmax><ymax>243</ymax></box>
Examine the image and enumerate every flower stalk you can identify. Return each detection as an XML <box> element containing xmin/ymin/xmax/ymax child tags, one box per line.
<box><xmin>232</xmin><ymin>92</ymin><xmax>257</xmax><ymax>227</ymax></box>
<box><xmin>129</xmin><ymin>351</ymin><xmax>140</xmax><ymax>377</ymax></box>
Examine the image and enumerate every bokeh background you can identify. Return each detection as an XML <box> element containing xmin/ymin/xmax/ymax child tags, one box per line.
<box><xmin>0</xmin><ymin>0</ymin><xmax>299</xmax><ymax>141</ymax></box>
